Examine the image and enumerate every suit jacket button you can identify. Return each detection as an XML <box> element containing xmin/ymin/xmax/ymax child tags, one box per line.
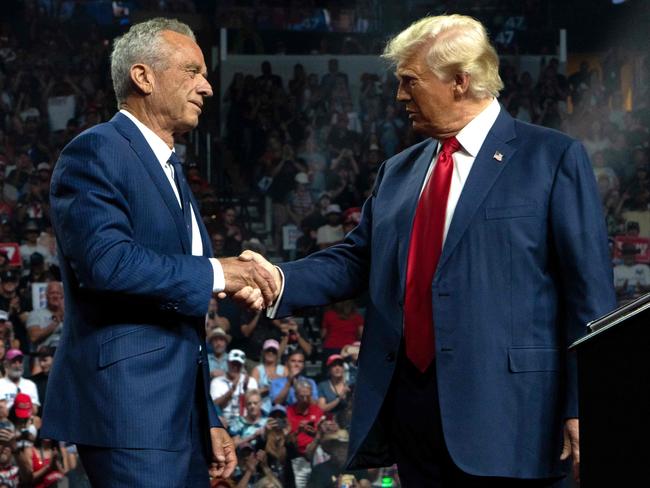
<box><xmin>386</xmin><ymin>352</ymin><xmax>395</xmax><ymax>362</ymax></box>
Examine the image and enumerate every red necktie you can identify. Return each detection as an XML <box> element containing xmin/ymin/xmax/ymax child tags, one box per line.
<box><xmin>404</xmin><ymin>137</ymin><xmax>461</xmax><ymax>372</ymax></box>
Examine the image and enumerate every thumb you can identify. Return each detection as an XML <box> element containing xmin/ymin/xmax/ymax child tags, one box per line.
<box><xmin>560</xmin><ymin>427</ymin><xmax>571</xmax><ymax>460</ymax></box>
<box><xmin>239</xmin><ymin>250</ymin><xmax>257</xmax><ymax>261</ymax></box>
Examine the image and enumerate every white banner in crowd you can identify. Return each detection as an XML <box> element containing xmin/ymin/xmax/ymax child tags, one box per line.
<box><xmin>32</xmin><ymin>282</ymin><xmax>48</xmax><ymax>310</ymax></box>
<box><xmin>47</xmin><ymin>95</ymin><xmax>76</xmax><ymax>132</ymax></box>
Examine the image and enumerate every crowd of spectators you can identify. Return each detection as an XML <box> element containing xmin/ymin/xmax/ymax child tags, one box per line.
<box><xmin>0</xmin><ymin>4</ymin><xmax>648</xmax><ymax>487</ymax></box>
<box><xmin>216</xmin><ymin>0</ymin><xmax>379</xmax><ymax>34</ymax></box>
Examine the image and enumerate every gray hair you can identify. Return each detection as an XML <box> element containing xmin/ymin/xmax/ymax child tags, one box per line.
<box><xmin>294</xmin><ymin>378</ymin><xmax>313</xmax><ymax>394</ymax></box>
<box><xmin>382</xmin><ymin>14</ymin><xmax>503</xmax><ymax>99</ymax></box>
<box><xmin>110</xmin><ymin>17</ymin><xmax>196</xmax><ymax>105</ymax></box>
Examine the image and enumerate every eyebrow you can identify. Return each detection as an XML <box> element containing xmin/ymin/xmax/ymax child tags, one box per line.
<box><xmin>183</xmin><ymin>63</ymin><xmax>207</xmax><ymax>76</ymax></box>
<box><xmin>396</xmin><ymin>69</ymin><xmax>417</xmax><ymax>79</ymax></box>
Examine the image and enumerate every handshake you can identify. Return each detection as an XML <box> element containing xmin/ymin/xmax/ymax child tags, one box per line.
<box><xmin>218</xmin><ymin>251</ymin><xmax>282</xmax><ymax>311</ymax></box>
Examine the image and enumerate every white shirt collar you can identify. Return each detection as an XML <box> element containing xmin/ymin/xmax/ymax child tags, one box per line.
<box><xmin>454</xmin><ymin>97</ymin><xmax>501</xmax><ymax>157</ymax></box>
<box><xmin>119</xmin><ymin>109</ymin><xmax>174</xmax><ymax>165</ymax></box>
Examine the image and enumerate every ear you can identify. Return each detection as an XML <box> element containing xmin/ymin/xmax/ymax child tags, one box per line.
<box><xmin>453</xmin><ymin>72</ymin><xmax>471</xmax><ymax>98</ymax></box>
<box><xmin>129</xmin><ymin>63</ymin><xmax>154</xmax><ymax>96</ymax></box>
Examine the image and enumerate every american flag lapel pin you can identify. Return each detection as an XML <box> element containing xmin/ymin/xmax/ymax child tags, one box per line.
<box><xmin>493</xmin><ymin>151</ymin><xmax>503</xmax><ymax>162</ymax></box>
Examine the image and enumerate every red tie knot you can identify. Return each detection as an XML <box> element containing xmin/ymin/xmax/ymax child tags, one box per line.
<box><xmin>441</xmin><ymin>136</ymin><xmax>461</xmax><ymax>156</ymax></box>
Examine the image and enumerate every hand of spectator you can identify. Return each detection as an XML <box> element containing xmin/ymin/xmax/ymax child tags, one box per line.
<box><xmin>245</xmin><ymin>451</ymin><xmax>259</xmax><ymax>473</ymax></box>
<box><xmin>238</xmin><ymin>250</ymin><xmax>282</xmax><ymax>302</ymax></box>
<box><xmin>218</xmin><ymin>256</ymin><xmax>278</xmax><ymax>309</ymax></box>
<box><xmin>265</xmin><ymin>419</ymin><xmax>277</xmax><ymax>432</ymax></box>
<box><xmin>50</xmin><ymin>449</ymin><xmax>63</xmax><ymax>471</ymax></box>
<box><xmin>210</xmin><ymin>427</ymin><xmax>237</xmax><ymax>479</ymax></box>
<box><xmin>0</xmin><ymin>429</ymin><xmax>14</xmax><ymax>445</ymax></box>
<box><xmin>9</xmin><ymin>296</ymin><xmax>21</xmax><ymax>313</ymax></box>
<box><xmin>255</xmin><ymin>449</ymin><xmax>268</xmax><ymax>466</ymax></box>
<box><xmin>287</xmin><ymin>320</ymin><xmax>298</xmax><ymax>333</ymax></box>
<box><xmin>288</xmin><ymin>369</ymin><xmax>299</xmax><ymax>384</ymax></box>
<box><xmin>300</xmin><ymin>421</ymin><xmax>317</xmax><ymax>436</ymax></box>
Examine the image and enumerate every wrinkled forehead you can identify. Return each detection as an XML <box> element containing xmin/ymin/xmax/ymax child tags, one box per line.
<box><xmin>395</xmin><ymin>42</ymin><xmax>431</xmax><ymax>77</ymax></box>
<box><xmin>161</xmin><ymin>30</ymin><xmax>207</xmax><ymax>71</ymax></box>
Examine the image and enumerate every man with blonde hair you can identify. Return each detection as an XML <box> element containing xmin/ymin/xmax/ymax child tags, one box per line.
<box><xmin>251</xmin><ymin>13</ymin><xmax>615</xmax><ymax>487</ymax></box>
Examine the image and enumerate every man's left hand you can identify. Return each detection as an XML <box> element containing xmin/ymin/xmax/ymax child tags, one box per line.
<box><xmin>560</xmin><ymin>418</ymin><xmax>579</xmax><ymax>482</ymax></box>
<box><xmin>210</xmin><ymin>427</ymin><xmax>237</xmax><ymax>479</ymax></box>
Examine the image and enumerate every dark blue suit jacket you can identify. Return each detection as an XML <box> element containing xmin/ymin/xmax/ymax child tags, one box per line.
<box><xmin>42</xmin><ymin>112</ymin><xmax>221</xmax><ymax>451</ymax></box>
<box><xmin>275</xmin><ymin>108</ymin><xmax>616</xmax><ymax>478</ymax></box>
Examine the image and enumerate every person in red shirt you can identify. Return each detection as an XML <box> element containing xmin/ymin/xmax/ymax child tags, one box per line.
<box><xmin>286</xmin><ymin>379</ymin><xmax>323</xmax><ymax>456</ymax></box>
<box><xmin>320</xmin><ymin>300</ymin><xmax>363</xmax><ymax>359</ymax></box>
<box><xmin>30</xmin><ymin>438</ymin><xmax>64</xmax><ymax>488</ymax></box>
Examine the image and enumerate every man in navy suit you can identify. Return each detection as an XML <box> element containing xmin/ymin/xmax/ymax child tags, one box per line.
<box><xmin>251</xmin><ymin>14</ymin><xmax>617</xmax><ymax>487</ymax></box>
<box><xmin>41</xmin><ymin>18</ymin><xmax>276</xmax><ymax>487</ymax></box>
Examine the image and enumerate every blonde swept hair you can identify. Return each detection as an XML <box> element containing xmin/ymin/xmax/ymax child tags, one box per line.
<box><xmin>382</xmin><ymin>14</ymin><xmax>503</xmax><ymax>99</ymax></box>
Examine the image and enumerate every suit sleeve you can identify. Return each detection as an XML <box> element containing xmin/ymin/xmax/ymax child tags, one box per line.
<box><xmin>549</xmin><ymin>140</ymin><xmax>617</xmax><ymax>418</ymax></box>
<box><xmin>274</xmin><ymin>162</ymin><xmax>387</xmax><ymax>317</ymax></box>
<box><xmin>50</xmin><ymin>133</ymin><xmax>213</xmax><ymax>317</ymax></box>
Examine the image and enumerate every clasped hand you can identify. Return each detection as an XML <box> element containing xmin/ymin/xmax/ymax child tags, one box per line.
<box><xmin>217</xmin><ymin>251</ymin><xmax>282</xmax><ymax>310</ymax></box>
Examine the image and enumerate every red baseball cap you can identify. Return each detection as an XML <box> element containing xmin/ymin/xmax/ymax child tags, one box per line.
<box><xmin>13</xmin><ymin>393</ymin><xmax>32</xmax><ymax>419</ymax></box>
<box><xmin>343</xmin><ymin>207</ymin><xmax>361</xmax><ymax>225</ymax></box>
<box><xmin>326</xmin><ymin>354</ymin><xmax>344</xmax><ymax>367</ymax></box>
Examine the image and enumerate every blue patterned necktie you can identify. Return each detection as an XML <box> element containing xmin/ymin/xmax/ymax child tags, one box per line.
<box><xmin>168</xmin><ymin>152</ymin><xmax>192</xmax><ymax>245</ymax></box>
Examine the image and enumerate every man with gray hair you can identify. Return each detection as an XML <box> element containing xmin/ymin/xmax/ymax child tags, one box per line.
<box><xmin>286</xmin><ymin>378</ymin><xmax>323</xmax><ymax>457</ymax></box>
<box><xmin>41</xmin><ymin>18</ymin><xmax>278</xmax><ymax>487</ymax></box>
<box><xmin>251</xmin><ymin>13</ymin><xmax>616</xmax><ymax>487</ymax></box>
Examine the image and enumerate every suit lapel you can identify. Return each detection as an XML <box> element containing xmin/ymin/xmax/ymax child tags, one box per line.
<box><xmin>396</xmin><ymin>139</ymin><xmax>438</xmax><ymax>299</ymax></box>
<box><xmin>436</xmin><ymin>108</ymin><xmax>517</xmax><ymax>275</ymax></box>
<box><xmin>110</xmin><ymin>113</ymin><xmax>192</xmax><ymax>254</ymax></box>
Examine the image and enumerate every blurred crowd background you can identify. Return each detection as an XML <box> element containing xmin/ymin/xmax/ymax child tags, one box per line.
<box><xmin>0</xmin><ymin>0</ymin><xmax>648</xmax><ymax>486</ymax></box>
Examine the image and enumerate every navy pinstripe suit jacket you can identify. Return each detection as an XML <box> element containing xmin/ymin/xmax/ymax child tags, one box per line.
<box><xmin>42</xmin><ymin>112</ymin><xmax>221</xmax><ymax>450</ymax></box>
<box><xmin>274</xmin><ymin>108</ymin><xmax>617</xmax><ymax>478</ymax></box>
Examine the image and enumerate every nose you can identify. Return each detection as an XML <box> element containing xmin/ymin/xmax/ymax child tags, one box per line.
<box><xmin>198</xmin><ymin>75</ymin><xmax>213</xmax><ymax>98</ymax></box>
<box><xmin>396</xmin><ymin>80</ymin><xmax>410</xmax><ymax>103</ymax></box>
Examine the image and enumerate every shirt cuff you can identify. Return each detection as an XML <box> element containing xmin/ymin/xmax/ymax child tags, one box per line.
<box><xmin>266</xmin><ymin>266</ymin><xmax>285</xmax><ymax>319</ymax></box>
<box><xmin>209</xmin><ymin>258</ymin><xmax>225</xmax><ymax>292</ymax></box>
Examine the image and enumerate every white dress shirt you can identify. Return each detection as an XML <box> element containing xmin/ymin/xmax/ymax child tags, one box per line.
<box><xmin>421</xmin><ymin>97</ymin><xmax>501</xmax><ymax>244</ymax></box>
<box><xmin>119</xmin><ymin>109</ymin><xmax>225</xmax><ymax>292</ymax></box>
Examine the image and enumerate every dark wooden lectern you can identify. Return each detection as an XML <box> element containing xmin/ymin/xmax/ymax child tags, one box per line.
<box><xmin>570</xmin><ymin>293</ymin><xmax>650</xmax><ymax>487</ymax></box>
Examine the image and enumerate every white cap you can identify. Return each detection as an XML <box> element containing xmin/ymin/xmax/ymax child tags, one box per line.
<box><xmin>326</xmin><ymin>204</ymin><xmax>342</xmax><ymax>215</ymax></box>
<box><xmin>228</xmin><ymin>349</ymin><xmax>246</xmax><ymax>364</ymax></box>
<box><xmin>294</xmin><ymin>172</ymin><xmax>309</xmax><ymax>184</ymax></box>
